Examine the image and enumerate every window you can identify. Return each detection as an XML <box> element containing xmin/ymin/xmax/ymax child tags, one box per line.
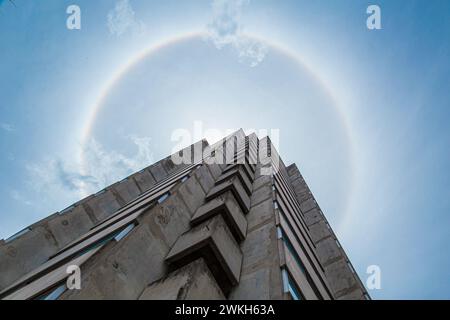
<box><xmin>75</xmin><ymin>223</ymin><xmax>136</xmax><ymax>257</ymax></box>
<box><xmin>59</xmin><ymin>205</ymin><xmax>75</xmax><ymax>215</ymax></box>
<box><xmin>180</xmin><ymin>175</ymin><xmax>189</xmax><ymax>183</ymax></box>
<box><xmin>95</xmin><ymin>189</ymin><xmax>107</xmax><ymax>196</ymax></box>
<box><xmin>119</xmin><ymin>177</ymin><xmax>129</xmax><ymax>183</ymax></box>
<box><xmin>274</xmin><ymin>196</ymin><xmax>328</xmax><ymax>277</ymax></box>
<box><xmin>278</xmin><ymin>228</ymin><xmax>307</xmax><ymax>274</ymax></box>
<box><xmin>278</xmin><ymin>226</ymin><xmax>325</xmax><ymax>299</ymax></box>
<box><xmin>157</xmin><ymin>192</ymin><xmax>170</xmax><ymax>204</ymax></box>
<box><xmin>5</xmin><ymin>228</ymin><xmax>31</xmax><ymax>243</ymax></box>
<box><xmin>74</xmin><ymin>236</ymin><xmax>110</xmax><ymax>257</ymax></box>
<box><xmin>276</xmin><ymin>226</ymin><xmax>283</xmax><ymax>239</ymax></box>
<box><xmin>114</xmin><ymin>223</ymin><xmax>136</xmax><ymax>242</ymax></box>
<box><xmin>282</xmin><ymin>268</ymin><xmax>303</xmax><ymax>300</ymax></box>
<box><xmin>273</xmin><ymin>201</ymin><xmax>279</xmax><ymax>210</ymax></box>
<box><xmin>36</xmin><ymin>283</ymin><xmax>66</xmax><ymax>300</ymax></box>
<box><xmin>347</xmin><ymin>261</ymin><xmax>356</xmax><ymax>274</ymax></box>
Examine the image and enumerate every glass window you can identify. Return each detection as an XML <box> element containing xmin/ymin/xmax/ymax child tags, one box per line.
<box><xmin>119</xmin><ymin>177</ymin><xmax>129</xmax><ymax>183</ymax></box>
<box><xmin>282</xmin><ymin>268</ymin><xmax>303</xmax><ymax>300</ymax></box>
<box><xmin>5</xmin><ymin>228</ymin><xmax>31</xmax><ymax>243</ymax></box>
<box><xmin>157</xmin><ymin>192</ymin><xmax>170</xmax><ymax>204</ymax></box>
<box><xmin>180</xmin><ymin>175</ymin><xmax>189</xmax><ymax>183</ymax></box>
<box><xmin>273</xmin><ymin>201</ymin><xmax>279</xmax><ymax>209</ymax></box>
<box><xmin>59</xmin><ymin>205</ymin><xmax>75</xmax><ymax>215</ymax></box>
<box><xmin>288</xmin><ymin>281</ymin><xmax>302</xmax><ymax>300</ymax></box>
<box><xmin>276</xmin><ymin>226</ymin><xmax>283</xmax><ymax>240</ymax></box>
<box><xmin>114</xmin><ymin>223</ymin><xmax>136</xmax><ymax>242</ymax></box>
<box><xmin>279</xmin><ymin>228</ymin><xmax>307</xmax><ymax>274</ymax></box>
<box><xmin>347</xmin><ymin>261</ymin><xmax>356</xmax><ymax>274</ymax></box>
<box><xmin>37</xmin><ymin>283</ymin><xmax>67</xmax><ymax>300</ymax></box>
<box><xmin>75</xmin><ymin>223</ymin><xmax>135</xmax><ymax>257</ymax></box>
<box><xmin>95</xmin><ymin>189</ymin><xmax>107</xmax><ymax>196</ymax></box>
<box><xmin>75</xmin><ymin>237</ymin><xmax>110</xmax><ymax>257</ymax></box>
<box><xmin>278</xmin><ymin>226</ymin><xmax>326</xmax><ymax>299</ymax></box>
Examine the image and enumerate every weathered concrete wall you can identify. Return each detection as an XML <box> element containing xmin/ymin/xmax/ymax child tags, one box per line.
<box><xmin>61</xmin><ymin>193</ymin><xmax>191</xmax><ymax>299</ymax></box>
<box><xmin>131</xmin><ymin>169</ymin><xmax>156</xmax><ymax>192</ymax></box>
<box><xmin>83</xmin><ymin>190</ymin><xmax>123</xmax><ymax>223</ymax></box>
<box><xmin>166</xmin><ymin>214</ymin><xmax>243</xmax><ymax>295</ymax></box>
<box><xmin>61</xmin><ymin>166</ymin><xmax>215</xmax><ymax>300</ymax></box>
<box><xmin>0</xmin><ymin>203</ymin><xmax>99</xmax><ymax>291</ymax></box>
<box><xmin>149</xmin><ymin>162</ymin><xmax>168</xmax><ymax>182</ymax></box>
<box><xmin>191</xmin><ymin>191</ymin><xmax>247</xmax><ymax>242</ymax></box>
<box><xmin>0</xmin><ymin>225</ymin><xmax>60</xmax><ymax>291</ymax></box>
<box><xmin>206</xmin><ymin>178</ymin><xmax>251</xmax><ymax>214</ymax></box>
<box><xmin>139</xmin><ymin>258</ymin><xmax>225</xmax><ymax>300</ymax></box>
<box><xmin>286</xmin><ymin>163</ymin><xmax>368</xmax><ymax>300</ymax></box>
<box><xmin>45</xmin><ymin>205</ymin><xmax>96</xmax><ymax>248</ymax></box>
<box><xmin>229</xmin><ymin>164</ymin><xmax>283</xmax><ymax>300</ymax></box>
<box><xmin>0</xmin><ymin>153</ymin><xmax>188</xmax><ymax>292</ymax></box>
<box><xmin>0</xmin><ymin>133</ymin><xmax>367</xmax><ymax>301</ymax></box>
<box><xmin>111</xmin><ymin>178</ymin><xmax>141</xmax><ymax>204</ymax></box>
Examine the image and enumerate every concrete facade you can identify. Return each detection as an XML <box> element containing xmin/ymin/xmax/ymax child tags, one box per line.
<box><xmin>0</xmin><ymin>131</ymin><xmax>369</xmax><ymax>300</ymax></box>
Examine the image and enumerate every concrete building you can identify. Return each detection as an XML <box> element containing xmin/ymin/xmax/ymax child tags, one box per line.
<box><xmin>0</xmin><ymin>130</ymin><xmax>369</xmax><ymax>300</ymax></box>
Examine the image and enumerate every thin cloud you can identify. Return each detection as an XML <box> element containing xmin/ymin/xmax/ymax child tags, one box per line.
<box><xmin>0</xmin><ymin>0</ymin><xmax>12</xmax><ymax>7</ymax></box>
<box><xmin>107</xmin><ymin>0</ymin><xmax>146</xmax><ymax>37</ymax></box>
<box><xmin>0</xmin><ymin>122</ymin><xmax>15</xmax><ymax>132</ymax></box>
<box><xmin>206</xmin><ymin>0</ymin><xmax>268</xmax><ymax>67</ymax></box>
<box><xmin>80</xmin><ymin>135</ymin><xmax>154</xmax><ymax>192</ymax></box>
<box><xmin>10</xmin><ymin>190</ymin><xmax>33</xmax><ymax>207</ymax></box>
<box><xmin>26</xmin><ymin>135</ymin><xmax>154</xmax><ymax>206</ymax></box>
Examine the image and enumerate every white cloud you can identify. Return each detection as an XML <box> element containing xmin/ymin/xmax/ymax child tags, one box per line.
<box><xmin>206</xmin><ymin>0</ymin><xmax>268</xmax><ymax>67</ymax></box>
<box><xmin>0</xmin><ymin>122</ymin><xmax>15</xmax><ymax>132</ymax></box>
<box><xmin>79</xmin><ymin>135</ymin><xmax>154</xmax><ymax>193</ymax></box>
<box><xmin>10</xmin><ymin>190</ymin><xmax>33</xmax><ymax>207</ymax></box>
<box><xmin>26</xmin><ymin>135</ymin><xmax>154</xmax><ymax>207</ymax></box>
<box><xmin>107</xmin><ymin>0</ymin><xmax>146</xmax><ymax>37</ymax></box>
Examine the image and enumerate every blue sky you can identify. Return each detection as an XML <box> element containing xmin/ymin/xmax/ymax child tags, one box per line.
<box><xmin>0</xmin><ymin>0</ymin><xmax>449</xmax><ymax>299</ymax></box>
